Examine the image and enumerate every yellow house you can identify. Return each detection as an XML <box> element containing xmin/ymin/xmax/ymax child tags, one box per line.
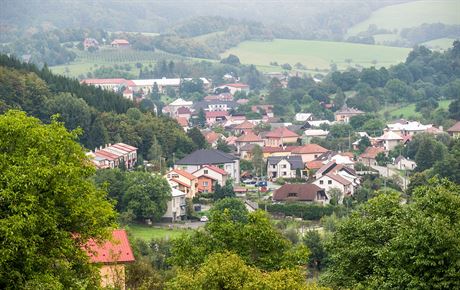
<box><xmin>447</xmin><ymin>121</ymin><xmax>460</xmax><ymax>139</ymax></box>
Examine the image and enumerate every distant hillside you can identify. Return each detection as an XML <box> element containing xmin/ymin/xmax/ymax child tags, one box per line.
<box><xmin>0</xmin><ymin>0</ymin><xmax>403</xmax><ymax>41</ymax></box>
<box><xmin>347</xmin><ymin>0</ymin><xmax>460</xmax><ymax>36</ymax></box>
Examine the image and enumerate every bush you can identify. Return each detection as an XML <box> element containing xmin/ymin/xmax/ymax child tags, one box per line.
<box><xmin>261</xmin><ymin>202</ymin><xmax>335</xmax><ymax>220</ymax></box>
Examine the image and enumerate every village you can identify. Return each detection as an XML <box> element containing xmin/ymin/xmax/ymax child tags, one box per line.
<box><xmin>82</xmin><ymin>75</ymin><xmax>460</xmax><ymax>225</ymax></box>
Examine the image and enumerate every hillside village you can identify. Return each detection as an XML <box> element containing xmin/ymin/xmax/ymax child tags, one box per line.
<box><xmin>2</xmin><ymin>1</ymin><xmax>460</xmax><ymax>288</ymax></box>
<box><xmin>83</xmin><ymin>75</ymin><xmax>457</xmax><ymax>224</ymax></box>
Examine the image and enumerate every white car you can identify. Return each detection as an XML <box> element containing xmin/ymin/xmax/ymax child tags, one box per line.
<box><xmin>200</xmin><ymin>216</ymin><xmax>209</xmax><ymax>222</ymax></box>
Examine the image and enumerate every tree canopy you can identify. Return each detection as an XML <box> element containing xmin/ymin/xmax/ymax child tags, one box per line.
<box><xmin>0</xmin><ymin>110</ymin><xmax>116</xmax><ymax>288</ymax></box>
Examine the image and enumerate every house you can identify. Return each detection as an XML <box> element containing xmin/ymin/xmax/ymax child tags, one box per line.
<box><xmin>233</xmin><ymin>120</ymin><xmax>255</xmax><ymax>135</ymax></box>
<box><xmin>313</xmin><ymin>173</ymin><xmax>354</xmax><ymax>198</ymax></box>
<box><xmin>194</xmin><ymin>100</ymin><xmax>238</xmax><ymax>112</ymax></box>
<box><xmin>206</xmin><ymin>111</ymin><xmax>229</xmax><ymax>125</ymax></box>
<box><xmin>83</xmin><ymin>229</ymin><xmax>135</xmax><ymax>290</ymax></box>
<box><xmin>267</xmin><ymin>155</ymin><xmax>306</xmax><ymax>179</ymax></box>
<box><xmin>87</xmin><ymin>143</ymin><xmax>137</xmax><ymax>170</ymax></box>
<box><xmin>239</xmin><ymin>144</ymin><xmax>256</xmax><ymax>160</ymax></box>
<box><xmin>122</xmin><ymin>88</ymin><xmax>134</xmax><ymax>101</ymax></box>
<box><xmin>376</xmin><ymin>131</ymin><xmax>403</xmax><ymax>151</ymax></box>
<box><xmin>204</xmin><ymin>131</ymin><xmax>223</xmax><ymax>148</ymax></box>
<box><xmin>235</xmin><ymin>133</ymin><xmax>264</xmax><ymax>153</ymax></box>
<box><xmin>302</xmin><ymin>129</ymin><xmax>329</xmax><ymax>144</ymax></box>
<box><xmin>177</xmin><ymin>107</ymin><xmax>192</xmax><ymax>120</ymax></box>
<box><xmin>215</xmin><ymin>83</ymin><xmax>250</xmax><ymax>95</ymax></box>
<box><xmin>273</xmin><ymin>184</ymin><xmax>328</xmax><ymax>204</ymax></box>
<box><xmin>165</xmin><ymin>168</ymin><xmax>198</xmax><ymax>199</ymax></box>
<box><xmin>290</xmin><ymin>144</ymin><xmax>329</xmax><ymax>162</ymax></box>
<box><xmin>163</xmin><ymin>188</ymin><xmax>186</xmax><ymax>222</ymax></box>
<box><xmin>295</xmin><ymin>113</ymin><xmax>314</xmax><ymax>122</ymax></box>
<box><xmin>193</xmin><ymin>165</ymin><xmax>229</xmax><ymax>192</ymax></box>
<box><xmin>175</xmin><ymin>149</ymin><xmax>240</xmax><ymax>183</ymax></box>
<box><xmin>83</xmin><ymin>38</ymin><xmax>99</xmax><ymax>50</ymax></box>
<box><xmin>80</xmin><ymin>78</ymin><xmax>134</xmax><ymax>92</ymax></box>
<box><xmin>394</xmin><ymin>155</ymin><xmax>417</xmax><ymax>170</ymax></box>
<box><xmin>301</xmin><ymin>120</ymin><xmax>331</xmax><ymax>129</ymax></box>
<box><xmin>162</xmin><ymin>98</ymin><xmax>193</xmax><ymax>116</ymax></box>
<box><xmin>262</xmin><ymin>146</ymin><xmax>294</xmax><ymax>158</ymax></box>
<box><xmin>447</xmin><ymin>121</ymin><xmax>460</xmax><ymax>138</ymax></box>
<box><xmin>334</xmin><ymin>106</ymin><xmax>364</xmax><ymax>123</ymax></box>
<box><xmin>386</xmin><ymin>120</ymin><xmax>435</xmax><ymax>136</ymax></box>
<box><xmin>359</xmin><ymin>147</ymin><xmax>385</xmax><ymax>167</ymax></box>
<box><xmin>175</xmin><ymin>117</ymin><xmax>189</xmax><ymax>131</ymax></box>
<box><xmin>265</xmin><ymin>127</ymin><xmax>300</xmax><ymax>147</ymax></box>
<box><xmin>111</xmin><ymin>39</ymin><xmax>130</xmax><ymax>48</ymax></box>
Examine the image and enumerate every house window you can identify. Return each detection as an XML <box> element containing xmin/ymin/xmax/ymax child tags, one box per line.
<box><xmin>282</xmin><ymin>172</ymin><xmax>287</xmax><ymax>176</ymax></box>
<box><xmin>282</xmin><ymin>165</ymin><xmax>287</xmax><ymax>169</ymax></box>
<box><xmin>288</xmin><ymin>192</ymin><xmax>297</xmax><ymax>197</ymax></box>
<box><xmin>204</xmin><ymin>169</ymin><xmax>208</xmax><ymax>174</ymax></box>
<box><xmin>319</xmin><ymin>180</ymin><xmax>324</xmax><ymax>185</ymax></box>
<box><xmin>203</xmin><ymin>181</ymin><xmax>209</xmax><ymax>187</ymax></box>
<box><xmin>328</xmin><ymin>180</ymin><xmax>332</xmax><ymax>185</ymax></box>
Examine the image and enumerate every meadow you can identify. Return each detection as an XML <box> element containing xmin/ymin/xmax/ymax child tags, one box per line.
<box><xmin>422</xmin><ymin>38</ymin><xmax>458</xmax><ymax>51</ymax></box>
<box><xmin>221</xmin><ymin>39</ymin><xmax>411</xmax><ymax>71</ymax></box>
<box><xmin>126</xmin><ymin>224</ymin><xmax>191</xmax><ymax>241</ymax></box>
<box><xmin>347</xmin><ymin>0</ymin><xmax>460</xmax><ymax>36</ymax></box>
<box><xmin>380</xmin><ymin>99</ymin><xmax>452</xmax><ymax>120</ymax></box>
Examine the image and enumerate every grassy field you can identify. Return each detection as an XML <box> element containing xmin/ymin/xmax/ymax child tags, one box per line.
<box><xmin>422</xmin><ymin>38</ymin><xmax>458</xmax><ymax>51</ymax></box>
<box><xmin>347</xmin><ymin>0</ymin><xmax>460</xmax><ymax>36</ymax></box>
<box><xmin>222</xmin><ymin>39</ymin><xmax>411</xmax><ymax>70</ymax></box>
<box><xmin>126</xmin><ymin>224</ymin><xmax>191</xmax><ymax>241</ymax></box>
<box><xmin>380</xmin><ymin>100</ymin><xmax>452</xmax><ymax>120</ymax></box>
<box><xmin>50</xmin><ymin>48</ymin><xmax>185</xmax><ymax>78</ymax></box>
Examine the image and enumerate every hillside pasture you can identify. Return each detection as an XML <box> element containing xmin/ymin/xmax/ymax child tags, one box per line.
<box><xmin>380</xmin><ymin>100</ymin><xmax>452</xmax><ymax>120</ymax></box>
<box><xmin>221</xmin><ymin>39</ymin><xmax>411</xmax><ymax>71</ymax></box>
<box><xmin>422</xmin><ymin>38</ymin><xmax>458</xmax><ymax>51</ymax></box>
<box><xmin>347</xmin><ymin>0</ymin><xmax>460</xmax><ymax>36</ymax></box>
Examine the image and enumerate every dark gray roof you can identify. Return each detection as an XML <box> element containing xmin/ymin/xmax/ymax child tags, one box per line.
<box><xmin>176</xmin><ymin>149</ymin><xmax>238</xmax><ymax>165</ymax></box>
<box><xmin>193</xmin><ymin>100</ymin><xmax>238</xmax><ymax>111</ymax></box>
<box><xmin>267</xmin><ymin>155</ymin><xmax>304</xmax><ymax>169</ymax></box>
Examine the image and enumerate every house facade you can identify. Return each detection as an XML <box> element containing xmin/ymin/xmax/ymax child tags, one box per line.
<box><xmin>335</xmin><ymin>106</ymin><xmax>365</xmax><ymax>123</ymax></box>
<box><xmin>165</xmin><ymin>169</ymin><xmax>198</xmax><ymax>198</ymax></box>
<box><xmin>162</xmin><ymin>188</ymin><xmax>186</xmax><ymax>222</ymax></box>
<box><xmin>175</xmin><ymin>149</ymin><xmax>240</xmax><ymax>183</ymax></box>
<box><xmin>265</xmin><ymin>127</ymin><xmax>299</xmax><ymax>147</ymax></box>
<box><xmin>267</xmin><ymin>155</ymin><xmax>305</xmax><ymax>179</ymax></box>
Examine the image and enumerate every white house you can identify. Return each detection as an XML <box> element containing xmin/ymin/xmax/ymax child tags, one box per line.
<box><xmin>376</xmin><ymin>131</ymin><xmax>403</xmax><ymax>151</ymax></box>
<box><xmin>162</xmin><ymin>188</ymin><xmax>186</xmax><ymax>222</ymax></box>
<box><xmin>267</xmin><ymin>155</ymin><xmax>305</xmax><ymax>179</ymax></box>
<box><xmin>192</xmin><ymin>165</ymin><xmax>229</xmax><ymax>186</ymax></box>
<box><xmin>313</xmin><ymin>173</ymin><xmax>354</xmax><ymax>199</ymax></box>
<box><xmin>295</xmin><ymin>113</ymin><xmax>314</xmax><ymax>122</ymax></box>
<box><xmin>393</xmin><ymin>156</ymin><xmax>417</xmax><ymax>170</ymax></box>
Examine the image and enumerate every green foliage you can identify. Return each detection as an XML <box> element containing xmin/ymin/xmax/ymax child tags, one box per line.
<box><xmin>303</xmin><ymin>230</ymin><xmax>327</xmax><ymax>271</ymax></box>
<box><xmin>263</xmin><ymin>203</ymin><xmax>335</xmax><ymax>220</ymax></box>
<box><xmin>122</xmin><ymin>172</ymin><xmax>171</xmax><ymax>221</ymax></box>
<box><xmin>322</xmin><ymin>178</ymin><xmax>460</xmax><ymax>289</ymax></box>
<box><xmin>0</xmin><ymin>110</ymin><xmax>116</xmax><ymax>288</ymax></box>
<box><xmin>213</xmin><ymin>180</ymin><xmax>236</xmax><ymax>200</ymax></box>
<box><xmin>167</xmin><ymin>252</ymin><xmax>324</xmax><ymax>290</ymax></box>
<box><xmin>251</xmin><ymin>144</ymin><xmax>264</xmax><ymax>176</ymax></box>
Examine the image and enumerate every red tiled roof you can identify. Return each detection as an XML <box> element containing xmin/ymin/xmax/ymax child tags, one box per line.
<box><xmin>204</xmin><ymin>164</ymin><xmax>228</xmax><ymax>175</ymax></box>
<box><xmin>84</xmin><ymin>229</ymin><xmax>135</xmax><ymax>264</ymax></box>
<box><xmin>170</xmin><ymin>178</ymin><xmax>191</xmax><ymax>188</ymax></box>
<box><xmin>447</xmin><ymin>121</ymin><xmax>460</xmax><ymax>132</ymax></box>
<box><xmin>236</xmin><ymin>133</ymin><xmax>263</xmax><ymax>142</ymax></box>
<box><xmin>177</xmin><ymin>107</ymin><xmax>191</xmax><ymax>114</ymax></box>
<box><xmin>111</xmin><ymin>39</ymin><xmax>129</xmax><ymax>45</ymax></box>
<box><xmin>265</xmin><ymin>127</ymin><xmax>299</xmax><ymax>138</ymax></box>
<box><xmin>222</xmin><ymin>83</ymin><xmax>249</xmax><ymax>88</ymax></box>
<box><xmin>206</xmin><ymin>111</ymin><xmax>229</xmax><ymax>118</ymax></box>
<box><xmin>273</xmin><ymin>184</ymin><xmax>325</xmax><ymax>201</ymax></box>
<box><xmin>171</xmin><ymin>168</ymin><xmax>197</xmax><ymax>180</ymax></box>
<box><xmin>112</xmin><ymin>143</ymin><xmax>137</xmax><ymax>152</ymax></box>
<box><xmin>291</xmin><ymin>144</ymin><xmax>328</xmax><ymax>154</ymax></box>
<box><xmin>176</xmin><ymin>117</ymin><xmax>189</xmax><ymax>127</ymax></box>
<box><xmin>360</xmin><ymin>147</ymin><xmax>385</xmax><ymax>159</ymax></box>
<box><xmin>306</xmin><ymin>160</ymin><xmax>324</xmax><ymax>170</ymax></box>
<box><xmin>234</xmin><ymin>120</ymin><xmax>255</xmax><ymax>130</ymax></box>
<box><xmin>324</xmin><ymin>173</ymin><xmax>352</xmax><ymax>186</ymax></box>
<box><xmin>205</xmin><ymin>131</ymin><xmax>221</xmax><ymax>144</ymax></box>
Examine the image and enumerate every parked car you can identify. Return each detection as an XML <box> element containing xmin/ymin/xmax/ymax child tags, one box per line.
<box><xmin>200</xmin><ymin>216</ymin><xmax>209</xmax><ymax>222</ymax></box>
<box><xmin>243</xmin><ymin>179</ymin><xmax>256</xmax><ymax>185</ymax></box>
<box><xmin>256</xmin><ymin>181</ymin><xmax>267</xmax><ymax>187</ymax></box>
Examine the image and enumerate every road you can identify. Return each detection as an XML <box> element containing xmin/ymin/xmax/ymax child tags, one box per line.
<box><xmin>371</xmin><ymin>165</ymin><xmax>409</xmax><ymax>190</ymax></box>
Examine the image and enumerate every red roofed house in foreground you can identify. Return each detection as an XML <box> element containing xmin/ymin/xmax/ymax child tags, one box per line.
<box><xmin>83</xmin><ymin>229</ymin><xmax>135</xmax><ymax>290</ymax></box>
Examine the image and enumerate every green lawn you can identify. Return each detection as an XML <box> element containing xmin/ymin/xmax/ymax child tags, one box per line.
<box><xmin>126</xmin><ymin>224</ymin><xmax>191</xmax><ymax>241</ymax></box>
<box><xmin>380</xmin><ymin>100</ymin><xmax>452</xmax><ymax>120</ymax></box>
<box><xmin>422</xmin><ymin>38</ymin><xmax>458</xmax><ymax>51</ymax></box>
<box><xmin>347</xmin><ymin>0</ymin><xmax>460</xmax><ymax>36</ymax></box>
<box><xmin>222</xmin><ymin>39</ymin><xmax>410</xmax><ymax>70</ymax></box>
